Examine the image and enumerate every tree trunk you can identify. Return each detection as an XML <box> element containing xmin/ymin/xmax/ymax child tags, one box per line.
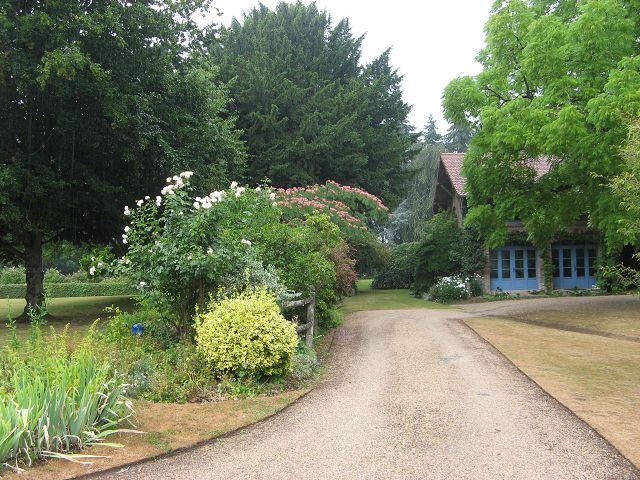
<box><xmin>22</xmin><ymin>231</ymin><xmax>45</xmax><ymax>321</ymax></box>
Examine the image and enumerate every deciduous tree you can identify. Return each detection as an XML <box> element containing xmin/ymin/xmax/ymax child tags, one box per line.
<box><xmin>0</xmin><ymin>0</ymin><xmax>245</xmax><ymax>317</ymax></box>
<box><xmin>443</xmin><ymin>0</ymin><xmax>640</xmax><ymax>252</ymax></box>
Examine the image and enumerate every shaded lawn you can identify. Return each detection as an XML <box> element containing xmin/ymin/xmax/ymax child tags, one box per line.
<box><xmin>2</xmin><ymin>390</ymin><xmax>309</xmax><ymax>480</ymax></box>
<box><xmin>466</xmin><ymin>316</ymin><xmax>640</xmax><ymax>467</ymax></box>
<box><xmin>340</xmin><ymin>279</ymin><xmax>447</xmax><ymax>315</ymax></box>
<box><xmin>0</xmin><ymin>296</ymin><xmax>135</xmax><ymax>347</ymax></box>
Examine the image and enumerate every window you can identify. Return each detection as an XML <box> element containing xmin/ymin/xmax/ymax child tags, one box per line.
<box><xmin>527</xmin><ymin>249</ymin><xmax>537</xmax><ymax>278</ymax></box>
<box><xmin>588</xmin><ymin>248</ymin><xmax>597</xmax><ymax>277</ymax></box>
<box><xmin>502</xmin><ymin>251</ymin><xmax>511</xmax><ymax>279</ymax></box>
<box><xmin>515</xmin><ymin>249</ymin><xmax>524</xmax><ymax>278</ymax></box>
<box><xmin>563</xmin><ymin>248</ymin><xmax>572</xmax><ymax>278</ymax></box>
<box><xmin>576</xmin><ymin>248</ymin><xmax>585</xmax><ymax>277</ymax></box>
<box><xmin>490</xmin><ymin>250</ymin><xmax>499</xmax><ymax>279</ymax></box>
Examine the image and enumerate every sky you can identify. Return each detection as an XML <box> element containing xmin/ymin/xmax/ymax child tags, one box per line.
<box><xmin>203</xmin><ymin>0</ymin><xmax>495</xmax><ymax>134</ymax></box>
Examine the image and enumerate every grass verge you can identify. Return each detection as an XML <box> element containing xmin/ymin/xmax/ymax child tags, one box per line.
<box><xmin>340</xmin><ymin>279</ymin><xmax>447</xmax><ymax>315</ymax></box>
<box><xmin>3</xmin><ymin>390</ymin><xmax>309</xmax><ymax>480</ymax></box>
<box><xmin>466</xmin><ymin>316</ymin><xmax>640</xmax><ymax>467</ymax></box>
<box><xmin>0</xmin><ymin>296</ymin><xmax>135</xmax><ymax>347</ymax></box>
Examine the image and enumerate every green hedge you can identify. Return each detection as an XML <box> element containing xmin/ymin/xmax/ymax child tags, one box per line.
<box><xmin>0</xmin><ymin>282</ymin><xmax>135</xmax><ymax>299</ymax></box>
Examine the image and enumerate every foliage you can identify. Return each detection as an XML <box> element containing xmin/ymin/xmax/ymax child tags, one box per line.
<box><xmin>422</xmin><ymin>115</ymin><xmax>442</xmax><ymax>145</ymax></box>
<box><xmin>385</xmin><ymin>144</ymin><xmax>442</xmax><ymax>243</ymax></box>
<box><xmin>0</xmin><ymin>0</ymin><xmax>245</xmax><ymax>313</ymax></box>
<box><xmin>0</xmin><ymin>326</ymin><xmax>133</xmax><ymax>466</ymax></box>
<box><xmin>372</xmin><ymin>243</ymin><xmax>418</xmax><ymax>289</ymax></box>
<box><xmin>0</xmin><ymin>267</ymin><xmax>25</xmax><ymax>285</ymax></box>
<box><xmin>256</xmin><ymin>213</ymin><xmax>344</xmax><ymax>323</ymax></box>
<box><xmin>0</xmin><ymin>282</ymin><xmax>134</xmax><ymax>299</ymax></box>
<box><xmin>213</xmin><ymin>1</ymin><xmax>416</xmax><ymax>205</ymax></box>
<box><xmin>277</xmin><ymin>180</ymin><xmax>389</xmax><ymax>237</ymax></box>
<box><xmin>597</xmin><ymin>255</ymin><xmax>640</xmax><ymax>293</ymax></box>
<box><xmin>195</xmin><ymin>290</ymin><xmax>298</xmax><ymax>378</ymax></box>
<box><xmin>290</xmin><ymin>344</ymin><xmax>320</xmax><ymax>383</ymax></box>
<box><xmin>43</xmin><ymin>242</ymin><xmax>93</xmax><ymax>275</ymax></box>
<box><xmin>443</xmin><ymin>122</ymin><xmax>474</xmax><ymax>153</ymax></box>
<box><xmin>350</xmin><ymin>236</ymin><xmax>390</xmax><ymax>277</ymax></box>
<box><xmin>428</xmin><ymin>276</ymin><xmax>472</xmax><ymax>303</ymax></box>
<box><xmin>443</xmin><ymin>0</ymin><xmax>640</xmax><ymax>252</ymax></box>
<box><xmin>329</xmin><ymin>242</ymin><xmax>358</xmax><ymax>298</ymax></box>
<box><xmin>413</xmin><ymin>213</ymin><xmax>485</xmax><ymax>294</ymax></box>
<box><xmin>106</xmin><ymin>174</ymin><xmax>282</xmax><ymax>338</ymax></box>
<box><xmin>611</xmin><ymin>116</ymin><xmax>640</xmax><ymax>242</ymax></box>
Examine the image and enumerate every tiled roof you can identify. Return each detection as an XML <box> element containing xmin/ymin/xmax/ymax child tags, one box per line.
<box><xmin>440</xmin><ymin>153</ymin><xmax>466</xmax><ymax>195</ymax></box>
<box><xmin>439</xmin><ymin>153</ymin><xmax>552</xmax><ymax>197</ymax></box>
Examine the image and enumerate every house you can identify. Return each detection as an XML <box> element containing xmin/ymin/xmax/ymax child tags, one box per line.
<box><xmin>435</xmin><ymin>152</ymin><xmax>598</xmax><ymax>292</ymax></box>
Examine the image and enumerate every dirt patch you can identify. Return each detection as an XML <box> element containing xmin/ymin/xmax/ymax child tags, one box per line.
<box><xmin>466</xmin><ymin>316</ymin><xmax>640</xmax><ymax>467</ymax></box>
<box><xmin>2</xmin><ymin>390</ymin><xmax>308</xmax><ymax>480</ymax></box>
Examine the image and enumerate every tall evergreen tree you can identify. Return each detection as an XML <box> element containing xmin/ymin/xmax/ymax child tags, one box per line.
<box><xmin>422</xmin><ymin>115</ymin><xmax>442</xmax><ymax>145</ymax></box>
<box><xmin>443</xmin><ymin>122</ymin><xmax>474</xmax><ymax>152</ymax></box>
<box><xmin>0</xmin><ymin>0</ymin><xmax>245</xmax><ymax>317</ymax></box>
<box><xmin>211</xmin><ymin>2</ymin><xmax>415</xmax><ymax>205</ymax></box>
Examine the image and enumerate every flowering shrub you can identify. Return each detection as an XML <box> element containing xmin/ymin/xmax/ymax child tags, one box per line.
<box><xmin>195</xmin><ymin>289</ymin><xmax>298</xmax><ymax>378</ymax></box>
<box><xmin>428</xmin><ymin>275</ymin><xmax>472</xmax><ymax>303</ymax></box>
<box><xmin>103</xmin><ymin>172</ymin><xmax>283</xmax><ymax>337</ymax></box>
<box><xmin>277</xmin><ymin>180</ymin><xmax>389</xmax><ymax>239</ymax></box>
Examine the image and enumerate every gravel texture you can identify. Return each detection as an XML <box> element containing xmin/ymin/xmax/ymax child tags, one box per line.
<box><xmin>92</xmin><ymin>309</ymin><xmax>640</xmax><ymax>480</ymax></box>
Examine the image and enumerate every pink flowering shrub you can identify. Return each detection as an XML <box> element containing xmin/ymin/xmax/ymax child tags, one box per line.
<box><xmin>276</xmin><ymin>181</ymin><xmax>389</xmax><ymax>239</ymax></box>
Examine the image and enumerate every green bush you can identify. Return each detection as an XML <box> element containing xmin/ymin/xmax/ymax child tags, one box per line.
<box><xmin>0</xmin><ymin>282</ymin><xmax>134</xmax><ymax>299</ymax></box>
<box><xmin>372</xmin><ymin>242</ymin><xmax>418</xmax><ymax>289</ymax></box>
<box><xmin>290</xmin><ymin>344</ymin><xmax>320</xmax><ymax>383</ymax></box>
<box><xmin>196</xmin><ymin>290</ymin><xmax>298</xmax><ymax>378</ymax></box>
<box><xmin>43</xmin><ymin>268</ymin><xmax>66</xmax><ymax>284</ymax></box>
<box><xmin>0</xmin><ymin>266</ymin><xmax>25</xmax><ymax>284</ymax></box>
<box><xmin>413</xmin><ymin>213</ymin><xmax>486</xmax><ymax>294</ymax></box>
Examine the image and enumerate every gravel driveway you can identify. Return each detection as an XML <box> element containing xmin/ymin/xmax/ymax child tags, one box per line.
<box><xmin>92</xmin><ymin>309</ymin><xmax>640</xmax><ymax>480</ymax></box>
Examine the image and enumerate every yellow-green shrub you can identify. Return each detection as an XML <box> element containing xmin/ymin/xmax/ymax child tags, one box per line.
<box><xmin>195</xmin><ymin>290</ymin><xmax>298</xmax><ymax>377</ymax></box>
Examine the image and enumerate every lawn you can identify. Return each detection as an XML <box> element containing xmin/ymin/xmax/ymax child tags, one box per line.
<box><xmin>466</xmin><ymin>307</ymin><xmax>640</xmax><ymax>467</ymax></box>
<box><xmin>340</xmin><ymin>279</ymin><xmax>447</xmax><ymax>315</ymax></box>
<box><xmin>0</xmin><ymin>296</ymin><xmax>135</xmax><ymax>347</ymax></box>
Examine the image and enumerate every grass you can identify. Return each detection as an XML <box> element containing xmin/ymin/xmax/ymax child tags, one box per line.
<box><xmin>501</xmin><ymin>297</ymin><xmax>640</xmax><ymax>339</ymax></box>
<box><xmin>340</xmin><ymin>279</ymin><xmax>447</xmax><ymax>315</ymax></box>
<box><xmin>2</xmin><ymin>390</ymin><xmax>309</xmax><ymax>480</ymax></box>
<box><xmin>466</xmin><ymin>315</ymin><xmax>640</xmax><ymax>467</ymax></box>
<box><xmin>0</xmin><ymin>296</ymin><xmax>135</xmax><ymax>347</ymax></box>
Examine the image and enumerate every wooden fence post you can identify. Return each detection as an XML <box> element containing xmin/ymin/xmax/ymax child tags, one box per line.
<box><xmin>305</xmin><ymin>287</ymin><xmax>316</xmax><ymax>348</ymax></box>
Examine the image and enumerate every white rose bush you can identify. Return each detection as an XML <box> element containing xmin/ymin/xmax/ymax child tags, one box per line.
<box><xmin>111</xmin><ymin>172</ymin><xmax>282</xmax><ymax>337</ymax></box>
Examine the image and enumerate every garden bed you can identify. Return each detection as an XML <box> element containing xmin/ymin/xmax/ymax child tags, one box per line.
<box><xmin>1</xmin><ymin>390</ymin><xmax>309</xmax><ymax>480</ymax></box>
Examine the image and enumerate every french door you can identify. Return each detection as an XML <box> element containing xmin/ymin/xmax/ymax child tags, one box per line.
<box><xmin>490</xmin><ymin>247</ymin><xmax>539</xmax><ymax>291</ymax></box>
<box><xmin>552</xmin><ymin>245</ymin><xmax>597</xmax><ymax>289</ymax></box>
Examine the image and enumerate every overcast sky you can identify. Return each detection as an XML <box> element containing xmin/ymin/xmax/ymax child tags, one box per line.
<box><xmin>203</xmin><ymin>0</ymin><xmax>495</xmax><ymax>134</ymax></box>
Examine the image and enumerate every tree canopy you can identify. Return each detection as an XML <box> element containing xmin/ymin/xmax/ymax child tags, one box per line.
<box><xmin>212</xmin><ymin>2</ymin><xmax>416</xmax><ymax>205</ymax></box>
<box><xmin>0</xmin><ymin>0</ymin><xmax>245</xmax><ymax>314</ymax></box>
<box><xmin>443</xmin><ymin>0</ymin><xmax>640</xmax><ymax>251</ymax></box>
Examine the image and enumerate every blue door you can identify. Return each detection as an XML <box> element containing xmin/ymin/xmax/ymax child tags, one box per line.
<box><xmin>490</xmin><ymin>247</ymin><xmax>539</xmax><ymax>291</ymax></box>
<box><xmin>552</xmin><ymin>245</ymin><xmax>597</xmax><ymax>289</ymax></box>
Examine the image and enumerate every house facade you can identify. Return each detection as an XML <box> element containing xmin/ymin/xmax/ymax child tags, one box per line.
<box><xmin>435</xmin><ymin>153</ymin><xmax>598</xmax><ymax>292</ymax></box>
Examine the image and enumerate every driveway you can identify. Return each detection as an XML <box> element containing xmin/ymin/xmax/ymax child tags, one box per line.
<box><xmin>91</xmin><ymin>309</ymin><xmax>639</xmax><ymax>479</ymax></box>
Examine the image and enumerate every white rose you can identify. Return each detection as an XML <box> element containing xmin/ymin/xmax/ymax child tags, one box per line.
<box><xmin>230</xmin><ymin>181</ymin><xmax>238</xmax><ymax>189</ymax></box>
